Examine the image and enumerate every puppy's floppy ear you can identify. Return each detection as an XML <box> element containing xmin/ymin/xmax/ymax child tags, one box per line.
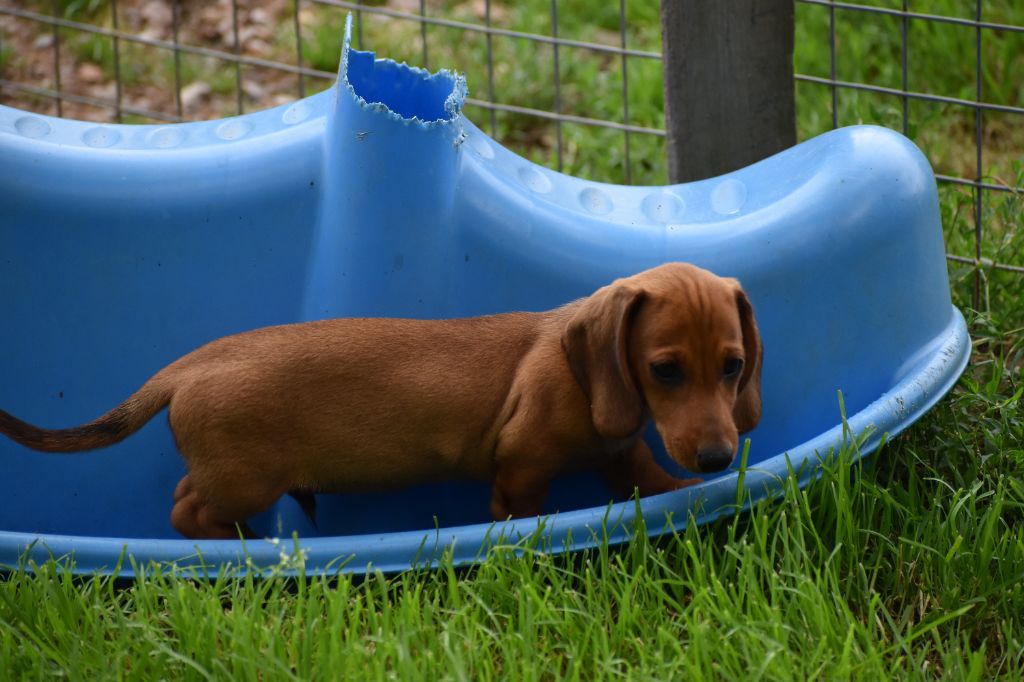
<box><xmin>733</xmin><ymin>286</ymin><xmax>763</xmax><ymax>434</ymax></box>
<box><xmin>562</xmin><ymin>283</ymin><xmax>646</xmax><ymax>439</ymax></box>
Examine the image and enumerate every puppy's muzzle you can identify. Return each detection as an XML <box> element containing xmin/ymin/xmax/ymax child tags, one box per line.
<box><xmin>696</xmin><ymin>445</ymin><xmax>734</xmax><ymax>473</ymax></box>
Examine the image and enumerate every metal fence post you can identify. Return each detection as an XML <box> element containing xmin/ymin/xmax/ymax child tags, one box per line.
<box><xmin>660</xmin><ymin>0</ymin><xmax>796</xmax><ymax>183</ymax></box>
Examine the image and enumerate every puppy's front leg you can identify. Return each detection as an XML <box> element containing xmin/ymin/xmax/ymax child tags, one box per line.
<box><xmin>490</xmin><ymin>465</ymin><xmax>551</xmax><ymax>520</ymax></box>
<box><xmin>602</xmin><ymin>439</ymin><xmax>702</xmax><ymax>500</ymax></box>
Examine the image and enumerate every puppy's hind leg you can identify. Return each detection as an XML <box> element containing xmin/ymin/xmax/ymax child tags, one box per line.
<box><xmin>170</xmin><ymin>472</ymin><xmax>281</xmax><ymax>540</ymax></box>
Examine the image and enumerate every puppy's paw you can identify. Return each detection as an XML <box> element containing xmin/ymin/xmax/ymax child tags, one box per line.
<box><xmin>671</xmin><ymin>477</ymin><xmax>704</xmax><ymax>490</ymax></box>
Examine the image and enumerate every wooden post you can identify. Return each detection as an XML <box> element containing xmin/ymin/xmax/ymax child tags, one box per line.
<box><xmin>660</xmin><ymin>0</ymin><xmax>796</xmax><ymax>183</ymax></box>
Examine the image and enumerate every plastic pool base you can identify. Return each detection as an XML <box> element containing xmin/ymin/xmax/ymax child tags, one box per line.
<box><xmin>0</xmin><ymin>17</ymin><xmax>969</xmax><ymax>576</ymax></box>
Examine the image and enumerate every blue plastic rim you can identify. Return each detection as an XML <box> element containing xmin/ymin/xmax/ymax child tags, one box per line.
<box><xmin>0</xmin><ymin>16</ymin><xmax>969</xmax><ymax>576</ymax></box>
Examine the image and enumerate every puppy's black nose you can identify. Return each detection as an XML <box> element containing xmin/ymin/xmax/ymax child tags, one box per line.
<box><xmin>696</xmin><ymin>446</ymin><xmax>734</xmax><ymax>473</ymax></box>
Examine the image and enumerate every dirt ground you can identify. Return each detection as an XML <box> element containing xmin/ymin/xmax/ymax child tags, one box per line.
<box><xmin>0</xmin><ymin>0</ymin><xmax>333</xmax><ymax>122</ymax></box>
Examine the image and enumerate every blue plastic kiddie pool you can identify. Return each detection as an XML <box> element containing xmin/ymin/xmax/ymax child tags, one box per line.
<box><xmin>0</xmin><ymin>17</ymin><xmax>968</xmax><ymax>576</ymax></box>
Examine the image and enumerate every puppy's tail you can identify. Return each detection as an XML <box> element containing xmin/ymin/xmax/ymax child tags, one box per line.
<box><xmin>0</xmin><ymin>375</ymin><xmax>174</xmax><ymax>453</ymax></box>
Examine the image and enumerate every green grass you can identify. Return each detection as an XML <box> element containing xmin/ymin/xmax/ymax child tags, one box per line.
<box><xmin>2</xmin><ymin>1</ymin><xmax>1024</xmax><ymax>679</ymax></box>
<box><xmin>2</xmin><ymin>371</ymin><xmax>1023</xmax><ymax>678</ymax></box>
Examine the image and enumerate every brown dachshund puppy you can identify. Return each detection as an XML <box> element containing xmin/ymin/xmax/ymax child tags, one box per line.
<box><xmin>0</xmin><ymin>263</ymin><xmax>762</xmax><ymax>539</ymax></box>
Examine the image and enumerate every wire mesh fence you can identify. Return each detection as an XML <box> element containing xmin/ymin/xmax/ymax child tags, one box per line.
<box><xmin>794</xmin><ymin>0</ymin><xmax>1024</xmax><ymax>312</ymax></box>
<box><xmin>1</xmin><ymin>1</ymin><xmax>1021</xmax><ymax>305</ymax></box>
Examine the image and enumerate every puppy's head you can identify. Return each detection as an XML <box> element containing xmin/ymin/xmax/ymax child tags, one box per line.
<box><xmin>562</xmin><ymin>263</ymin><xmax>762</xmax><ymax>474</ymax></box>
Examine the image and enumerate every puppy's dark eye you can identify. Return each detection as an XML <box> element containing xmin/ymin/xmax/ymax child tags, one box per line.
<box><xmin>723</xmin><ymin>357</ymin><xmax>744</xmax><ymax>379</ymax></box>
<box><xmin>650</xmin><ymin>361</ymin><xmax>684</xmax><ymax>385</ymax></box>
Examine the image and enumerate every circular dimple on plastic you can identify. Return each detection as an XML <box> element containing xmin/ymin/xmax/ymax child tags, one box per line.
<box><xmin>518</xmin><ymin>166</ymin><xmax>552</xmax><ymax>194</ymax></box>
<box><xmin>216</xmin><ymin>119</ymin><xmax>252</xmax><ymax>141</ymax></box>
<box><xmin>641</xmin><ymin>192</ymin><xmax>684</xmax><ymax>223</ymax></box>
<box><xmin>82</xmin><ymin>126</ymin><xmax>121</xmax><ymax>148</ymax></box>
<box><xmin>14</xmin><ymin>116</ymin><xmax>51</xmax><ymax>139</ymax></box>
<box><xmin>467</xmin><ymin>133</ymin><xmax>495</xmax><ymax>159</ymax></box>
<box><xmin>710</xmin><ymin>178</ymin><xmax>747</xmax><ymax>215</ymax></box>
<box><xmin>147</xmin><ymin>127</ymin><xmax>185</xmax><ymax>149</ymax></box>
<box><xmin>579</xmin><ymin>187</ymin><xmax>613</xmax><ymax>216</ymax></box>
<box><xmin>282</xmin><ymin>102</ymin><xmax>310</xmax><ymax>125</ymax></box>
